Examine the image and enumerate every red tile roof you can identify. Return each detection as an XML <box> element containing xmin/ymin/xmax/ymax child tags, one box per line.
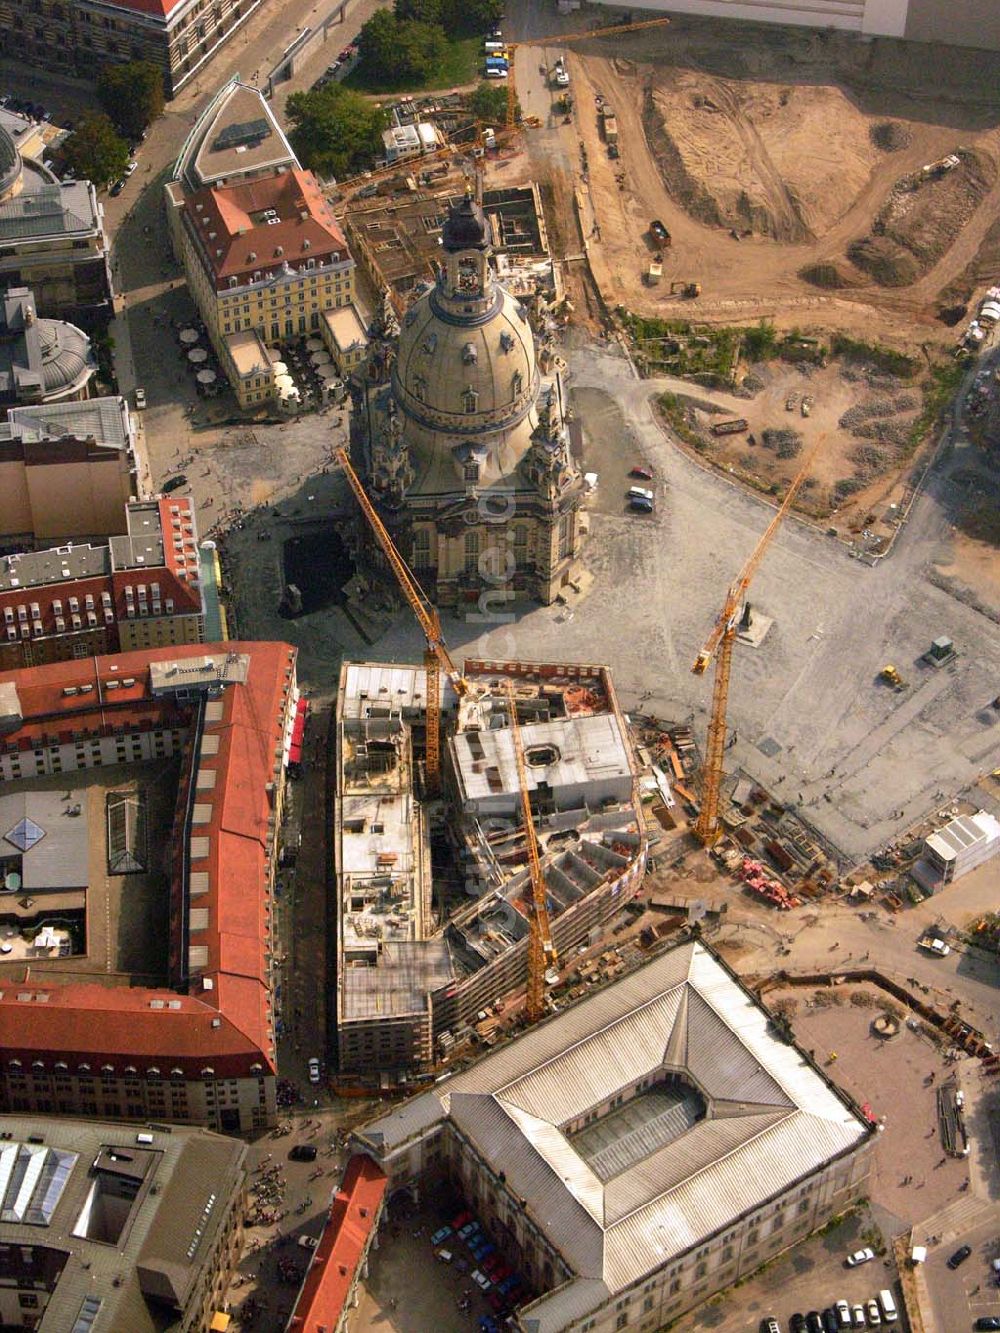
<box><xmin>0</xmin><ymin>640</ymin><xmax>296</xmax><ymax>1077</ymax></box>
<box><xmin>287</xmin><ymin>1156</ymin><xmax>388</xmax><ymax>1333</ymax></box>
<box><xmin>184</xmin><ymin>169</ymin><xmax>348</xmax><ymax>287</ymax></box>
<box><xmin>102</xmin><ymin>0</ymin><xmax>186</xmax><ymax>20</ymax></box>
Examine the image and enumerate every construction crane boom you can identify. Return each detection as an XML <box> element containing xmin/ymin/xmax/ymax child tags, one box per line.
<box><xmin>334</xmin><ymin>446</ymin><xmax>467</xmax><ymax>788</ymax></box>
<box><xmin>504</xmin><ymin>680</ymin><xmax>557</xmax><ymax>1021</ymax></box>
<box><xmin>506</xmin><ymin>15</ymin><xmax>672</xmax><ymax>129</ymax></box>
<box><xmin>691</xmin><ymin>436</ymin><xmax>825</xmax><ymax>844</ymax></box>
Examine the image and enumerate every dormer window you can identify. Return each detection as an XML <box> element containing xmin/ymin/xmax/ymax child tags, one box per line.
<box><xmin>512</xmin><ymin>370</ymin><xmax>523</xmax><ymax>398</ymax></box>
<box><xmin>463</xmin><ymin>388</ymin><xmax>478</xmax><ymax>414</ymax></box>
<box><xmin>462</xmin><ymin>341</ymin><xmax>478</xmax><ymax>365</ymax></box>
<box><xmin>421</xmin><ymin>333</ymin><xmax>437</xmax><ymax>356</ymax></box>
<box><xmin>412</xmin><ymin>374</ymin><xmax>426</xmax><ymax>403</ymax></box>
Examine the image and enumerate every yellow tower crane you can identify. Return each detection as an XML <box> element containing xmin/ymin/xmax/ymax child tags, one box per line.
<box><xmin>504</xmin><ymin>15</ymin><xmax>673</xmax><ymax>130</ymax></box>
<box><xmin>503</xmin><ymin>679</ymin><xmax>557</xmax><ymax>1022</ymax></box>
<box><xmin>334</xmin><ymin>446</ymin><xmax>468</xmax><ymax>790</ymax></box>
<box><xmin>691</xmin><ymin>437</ymin><xmax>825</xmax><ymax>845</ymax></box>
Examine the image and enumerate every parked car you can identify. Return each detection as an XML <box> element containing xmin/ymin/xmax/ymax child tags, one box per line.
<box><xmin>821</xmin><ymin>1309</ymin><xmax>838</xmax><ymax>1333</ymax></box>
<box><xmin>650</xmin><ymin>219</ymin><xmax>669</xmax><ymax>242</ymax></box>
<box><xmin>134</xmin><ymin>387</ymin><xmax>146</xmax><ymax>409</ymax></box>
<box><xmin>124</xmin><ymin>159</ymin><xmax>138</xmax><ymax>176</ymax></box>
<box><xmin>431</xmin><ymin>1225</ymin><xmax>452</xmax><ymax>1246</ymax></box>
<box><xmin>628</xmin><ymin>486</ymin><xmax>654</xmax><ymax>501</ymax></box>
<box><xmin>162</xmin><ymin>473</ymin><xmax>188</xmax><ymax>493</ymax></box>
<box><xmin>790</xmin><ymin>1316</ymin><xmax>806</xmax><ymax>1333</ymax></box>
<box><xmin>289</xmin><ymin>1144</ymin><xmax>317</xmax><ymax>1162</ymax></box>
<box><xmin>629</xmin><ymin>497</ymin><xmax>654</xmax><ymax>514</ymax></box>
<box><xmin>297</xmin><ymin>1234</ymin><xmax>319</xmax><ymax>1249</ymax></box>
<box><xmin>947</xmin><ymin>1244</ymin><xmax>972</xmax><ymax>1269</ymax></box>
<box><xmin>761</xmin><ymin>1320</ymin><xmax>781</xmax><ymax>1333</ymax></box>
<box><xmin>471</xmin><ymin>1269</ymin><xmax>492</xmax><ymax>1291</ymax></box>
<box><xmin>851</xmin><ymin>1306</ymin><xmax>865</xmax><ymax>1329</ymax></box>
<box><xmin>975</xmin><ymin>1319</ymin><xmax>1000</xmax><ymax>1331</ymax></box>
<box><xmin>846</xmin><ymin>1247</ymin><xmax>875</xmax><ymax>1267</ymax></box>
<box><xmin>554</xmin><ymin>60</ymin><xmax>569</xmax><ymax>87</ymax></box>
<box><xmin>109</xmin><ymin>178</ymin><xmax>126</xmax><ymax>196</ymax></box>
<box><xmin>865</xmin><ymin>1299</ymin><xmax>881</xmax><ymax>1326</ymax></box>
<box><xmin>307</xmin><ymin>1056</ymin><xmax>321</xmax><ymax>1084</ymax></box>
<box><xmin>629</xmin><ymin>465</ymin><xmax>653</xmax><ymax>479</ymax></box>
<box><xmin>806</xmin><ymin>1314</ymin><xmax>823</xmax><ymax>1333</ymax></box>
<box><xmin>451</xmin><ymin>1210</ymin><xmax>472</xmax><ymax>1230</ymax></box>
<box><xmin>834</xmin><ymin>1301</ymin><xmax>851</xmax><ymax>1328</ymax></box>
<box><xmin>458</xmin><ymin>1220</ymin><xmax>480</xmax><ymax>1241</ymax></box>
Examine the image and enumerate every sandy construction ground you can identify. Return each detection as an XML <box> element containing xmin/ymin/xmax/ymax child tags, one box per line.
<box><xmin>543</xmin><ymin>16</ymin><xmax>1000</xmax><ymax>345</ymax></box>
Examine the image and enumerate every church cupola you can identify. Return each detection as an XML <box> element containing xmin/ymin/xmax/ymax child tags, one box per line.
<box><xmin>438</xmin><ymin>195</ymin><xmax>493</xmax><ymax>308</ymax></box>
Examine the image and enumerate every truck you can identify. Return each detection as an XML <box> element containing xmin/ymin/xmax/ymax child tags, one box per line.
<box><xmin>647</xmin><ymin>257</ymin><xmax>662</xmax><ymax>285</ymax></box>
<box><xmin>601</xmin><ymin>108</ymin><xmax>618</xmax><ymax>144</ymax></box>
<box><xmin>710</xmin><ymin>418</ymin><xmax>749</xmax><ymax>437</ymax></box>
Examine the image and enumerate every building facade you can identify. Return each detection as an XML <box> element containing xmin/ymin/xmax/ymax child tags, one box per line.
<box><xmin>0</xmin><ymin>1114</ymin><xmax>246</xmax><ymax>1333</ymax></box>
<box><xmin>0</xmin><ymin>287</ymin><xmax>96</xmax><ymax>409</ymax></box>
<box><xmin>0</xmin><ymin>641</ymin><xmax>299</xmax><ymax>1134</ymax></box>
<box><xmin>355</xmin><ymin>942</ymin><xmax>876</xmax><ymax>1333</ymax></box>
<box><xmin>0</xmin><ymin>495</ymin><xmax>207</xmax><ymax>669</ymax></box>
<box><xmin>361</xmin><ymin>195</ymin><xmax>586</xmax><ymax>610</ymax></box>
<box><xmin>177</xmin><ymin>166</ymin><xmax>355</xmax><ymax>407</ymax></box>
<box><xmin>0</xmin><ymin>0</ymin><xmax>269</xmax><ymax>97</ymax></box>
<box><xmin>0</xmin><ymin>121</ymin><xmax>112</xmax><ymax>329</ymax></box>
<box><xmin>0</xmin><ymin>397</ymin><xmax>138</xmax><ymax>550</ymax></box>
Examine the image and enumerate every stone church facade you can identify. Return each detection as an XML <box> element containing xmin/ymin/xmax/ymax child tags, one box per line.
<box><xmin>359</xmin><ymin>196</ymin><xmax>586</xmax><ymax>609</ymax></box>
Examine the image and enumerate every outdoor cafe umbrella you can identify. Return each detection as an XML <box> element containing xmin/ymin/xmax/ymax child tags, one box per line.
<box><xmin>188</xmin><ymin>347</ymin><xmax>209</xmax><ymax>364</ymax></box>
<box><xmin>196</xmin><ymin>369</ymin><xmax>217</xmax><ymax>385</ymax></box>
<box><xmin>179</xmin><ymin>327</ymin><xmax>200</xmax><ymax>345</ymax></box>
<box><xmin>271</xmin><ymin>360</ymin><xmax>289</xmax><ymax>376</ymax></box>
<box><xmin>306</xmin><ymin>337</ymin><xmax>324</xmax><ymax>352</ymax></box>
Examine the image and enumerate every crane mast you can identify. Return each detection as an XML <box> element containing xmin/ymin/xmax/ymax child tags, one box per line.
<box><xmin>503</xmin><ymin>680</ymin><xmax>557</xmax><ymax>1022</ymax></box>
<box><xmin>692</xmin><ymin>437</ymin><xmax>825</xmax><ymax>845</ymax></box>
<box><xmin>334</xmin><ymin>446</ymin><xmax>467</xmax><ymax>790</ymax></box>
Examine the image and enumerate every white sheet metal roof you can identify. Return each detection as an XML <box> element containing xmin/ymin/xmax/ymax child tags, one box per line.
<box><xmin>452</xmin><ymin>713</ymin><xmax>631</xmax><ymax>802</ymax></box>
<box><xmin>359</xmin><ymin>942</ymin><xmax>870</xmax><ymax>1320</ymax></box>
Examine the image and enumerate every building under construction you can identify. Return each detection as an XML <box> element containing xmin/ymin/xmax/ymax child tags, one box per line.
<box><xmin>333</xmin><ymin>658</ymin><xmax>646</xmax><ymax>1084</ymax></box>
<box><xmin>344</xmin><ymin>183</ymin><xmax>550</xmax><ymax>308</ymax></box>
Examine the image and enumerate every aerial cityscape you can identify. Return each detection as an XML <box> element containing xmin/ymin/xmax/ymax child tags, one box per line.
<box><xmin>1</xmin><ymin>1</ymin><xmax>1000</xmax><ymax>1331</ymax></box>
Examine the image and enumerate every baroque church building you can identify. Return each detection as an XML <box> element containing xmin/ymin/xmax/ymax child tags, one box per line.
<box><xmin>359</xmin><ymin>195</ymin><xmax>586</xmax><ymax>608</ymax></box>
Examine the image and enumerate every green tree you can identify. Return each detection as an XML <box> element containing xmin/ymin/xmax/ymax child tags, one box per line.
<box><xmin>441</xmin><ymin>0</ymin><xmax>502</xmax><ymax>32</ymax></box>
<box><xmin>357</xmin><ymin>12</ymin><xmax>447</xmax><ymax>84</ymax></box>
<box><xmin>285</xmin><ymin>84</ymin><xmax>389</xmax><ymax>180</ymax></box>
<box><xmin>395</xmin><ymin>0</ymin><xmax>442</xmax><ymax>24</ymax></box>
<box><xmin>96</xmin><ymin>61</ymin><xmax>165</xmax><ymax>142</ymax></box>
<box><xmin>469</xmin><ymin>81</ymin><xmax>516</xmax><ymax>125</ymax></box>
<box><xmin>63</xmin><ymin>112</ymin><xmax>131</xmax><ymax>187</ymax></box>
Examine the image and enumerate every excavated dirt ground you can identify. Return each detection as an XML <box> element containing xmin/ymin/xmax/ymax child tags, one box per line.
<box><xmin>567</xmin><ymin>16</ymin><xmax>1000</xmax><ymax>342</ymax></box>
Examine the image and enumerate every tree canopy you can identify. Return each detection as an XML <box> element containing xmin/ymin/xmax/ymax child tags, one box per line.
<box><xmin>96</xmin><ymin>61</ymin><xmax>165</xmax><ymax>142</ymax></box>
<box><xmin>63</xmin><ymin>113</ymin><xmax>131</xmax><ymax>187</ymax></box>
<box><xmin>356</xmin><ymin>12</ymin><xmax>448</xmax><ymax>85</ymax></box>
<box><xmin>468</xmin><ymin>81</ymin><xmax>516</xmax><ymax>125</ymax></box>
<box><xmin>285</xmin><ymin>84</ymin><xmax>388</xmax><ymax>180</ymax></box>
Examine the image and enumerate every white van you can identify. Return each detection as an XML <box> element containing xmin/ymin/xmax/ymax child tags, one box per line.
<box><xmin>878</xmin><ymin>1289</ymin><xmax>898</xmax><ymax>1322</ymax></box>
<box><xmin>484</xmin><ymin>40</ymin><xmax>506</xmax><ymax>53</ymax></box>
<box><xmin>628</xmin><ymin>486</ymin><xmax>654</xmax><ymax>501</ymax></box>
<box><xmin>485</xmin><ymin>68</ymin><xmax>508</xmax><ymax>79</ymax></box>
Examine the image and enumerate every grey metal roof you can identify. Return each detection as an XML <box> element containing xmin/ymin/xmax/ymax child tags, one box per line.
<box><xmin>0</xmin><ymin>788</ymin><xmax>90</xmax><ymax>890</ymax></box>
<box><xmin>7</xmin><ymin>396</ymin><xmax>130</xmax><ymax>449</ymax></box>
<box><xmin>360</xmin><ymin>942</ymin><xmax>870</xmax><ymax>1316</ymax></box>
<box><xmin>452</xmin><ymin>713</ymin><xmax>632</xmax><ymax>803</ymax></box>
<box><xmin>0</xmin><ymin>183</ymin><xmax>99</xmax><ymax>243</ymax></box>
<box><xmin>0</xmin><ymin>1114</ymin><xmax>245</xmax><ymax>1333</ymax></box>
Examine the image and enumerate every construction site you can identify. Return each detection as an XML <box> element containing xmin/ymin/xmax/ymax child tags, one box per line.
<box><xmin>333</xmin><ymin>657</ymin><xmax>647</xmax><ymax>1087</ymax></box>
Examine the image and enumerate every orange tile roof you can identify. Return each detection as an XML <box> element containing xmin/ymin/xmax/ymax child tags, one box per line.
<box><xmin>0</xmin><ymin>640</ymin><xmax>296</xmax><ymax>1076</ymax></box>
<box><xmin>184</xmin><ymin>169</ymin><xmax>349</xmax><ymax>287</ymax></box>
<box><xmin>287</xmin><ymin>1156</ymin><xmax>388</xmax><ymax>1333</ymax></box>
<box><xmin>103</xmin><ymin>0</ymin><xmax>185</xmax><ymax>18</ymax></box>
